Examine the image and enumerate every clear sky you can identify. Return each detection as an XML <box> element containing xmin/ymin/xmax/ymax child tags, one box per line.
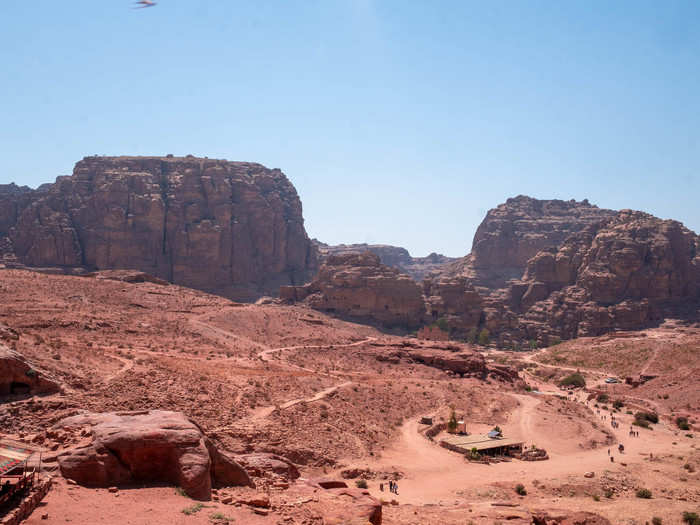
<box><xmin>1</xmin><ymin>1</ymin><xmax>698</xmax><ymax>257</ymax></box>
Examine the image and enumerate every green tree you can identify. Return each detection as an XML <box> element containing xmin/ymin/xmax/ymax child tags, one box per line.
<box><xmin>447</xmin><ymin>407</ymin><xmax>458</xmax><ymax>433</ymax></box>
<box><xmin>467</xmin><ymin>327</ymin><xmax>478</xmax><ymax>344</ymax></box>
<box><xmin>478</xmin><ymin>328</ymin><xmax>490</xmax><ymax>346</ymax></box>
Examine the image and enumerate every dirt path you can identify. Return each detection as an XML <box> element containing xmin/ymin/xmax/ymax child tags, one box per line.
<box><xmin>103</xmin><ymin>353</ymin><xmax>135</xmax><ymax>383</ymax></box>
<box><xmin>250</xmin><ymin>381</ymin><xmax>354</xmax><ymax>421</ymax></box>
<box><xmin>356</xmin><ymin>390</ymin><xmax>686</xmax><ymax>505</ymax></box>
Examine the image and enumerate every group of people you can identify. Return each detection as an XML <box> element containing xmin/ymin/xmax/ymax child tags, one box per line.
<box><xmin>380</xmin><ymin>480</ymin><xmax>399</xmax><ymax>495</ymax></box>
<box><xmin>629</xmin><ymin>428</ymin><xmax>640</xmax><ymax>437</ymax></box>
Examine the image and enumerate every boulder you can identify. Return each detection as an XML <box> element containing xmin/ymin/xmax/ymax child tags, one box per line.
<box><xmin>56</xmin><ymin>410</ymin><xmax>253</xmax><ymax>500</ymax></box>
<box><xmin>0</xmin><ymin>343</ymin><xmax>59</xmax><ymax>396</ymax></box>
<box><xmin>233</xmin><ymin>452</ymin><xmax>299</xmax><ymax>481</ymax></box>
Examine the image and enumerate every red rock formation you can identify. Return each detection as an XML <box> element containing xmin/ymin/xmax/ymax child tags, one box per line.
<box><xmin>449</xmin><ymin>195</ymin><xmax>614</xmax><ymax>291</ymax></box>
<box><xmin>0</xmin><ymin>344</ymin><xmax>59</xmax><ymax>396</ymax></box>
<box><xmin>56</xmin><ymin>410</ymin><xmax>253</xmax><ymax>500</ymax></box>
<box><xmin>314</xmin><ymin>240</ymin><xmax>456</xmax><ymax>281</ymax></box>
<box><xmin>281</xmin><ymin>252</ymin><xmax>426</xmax><ymax>328</ymax></box>
<box><xmin>514</xmin><ymin>210</ymin><xmax>700</xmax><ymax>340</ymax></box>
<box><xmin>1</xmin><ymin>156</ymin><xmax>317</xmax><ymax>301</ymax></box>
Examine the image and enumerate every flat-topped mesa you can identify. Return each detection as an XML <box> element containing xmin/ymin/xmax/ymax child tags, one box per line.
<box><xmin>1</xmin><ymin>155</ymin><xmax>318</xmax><ymax>301</ymax></box>
<box><xmin>281</xmin><ymin>251</ymin><xmax>426</xmax><ymax>328</ymax></box>
<box><xmin>449</xmin><ymin>195</ymin><xmax>615</xmax><ymax>292</ymax></box>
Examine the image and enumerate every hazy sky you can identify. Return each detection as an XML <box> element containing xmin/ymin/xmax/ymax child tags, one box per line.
<box><xmin>1</xmin><ymin>1</ymin><xmax>698</xmax><ymax>257</ymax></box>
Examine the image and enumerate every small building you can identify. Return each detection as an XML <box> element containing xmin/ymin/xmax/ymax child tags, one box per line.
<box><xmin>456</xmin><ymin>421</ymin><xmax>467</xmax><ymax>434</ymax></box>
<box><xmin>440</xmin><ymin>433</ymin><xmax>524</xmax><ymax>457</ymax></box>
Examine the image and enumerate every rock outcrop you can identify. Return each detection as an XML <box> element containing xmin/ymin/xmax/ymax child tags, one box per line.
<box><xmin>56</xmin><ymin>410</ymin><xmax>253</xmax><ymax>500</ymax></box>
<box><xmin>0</xmin><ymin>344</ymin><xmax>59</xmax><ymax>396</ymax></box>
<box><xmin>0</xmin><ymin>156</ymin><xmax>318</xmax><ymax>301</ymax></box>
<box><xmin>314</xmin><ymin>241</ymin><xmax>456</xmax><ymax>281</ymax></box>
<box><xmin>281</xmin><ymin>252</ymin><xmax>426</xmax><ymax>328</ymax></box>
<box><xmin>449</xmin><ymin>196</ymin><xmax>615</xmax><ymax>292</ymax></box>
<box><xmin>514</xmin><ymin>210</ymin><xmax>700</xmax><ymax>341</ymax></box>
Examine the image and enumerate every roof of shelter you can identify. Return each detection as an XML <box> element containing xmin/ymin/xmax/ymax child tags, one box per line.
<box><xmin>0</xmin><ymin>439</ymin><xmax>39</xmax><ymax>476</ymax></box>
<box><xmin>440</xmin><ymin>433</ymin><xmax>524</xmax><ymax>452</ymax></box>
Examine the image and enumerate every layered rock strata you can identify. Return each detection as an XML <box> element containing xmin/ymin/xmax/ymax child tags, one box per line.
<box><xmin>0</xmin><ymin>156</ymin><xmax>318</xmax><ymax>301</ymax></box>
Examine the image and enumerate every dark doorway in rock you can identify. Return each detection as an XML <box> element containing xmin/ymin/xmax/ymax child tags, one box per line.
<box><xmin>10</xmin><ymin>382</ymin><xmax>31</xmax><ymax>395</ymax></box>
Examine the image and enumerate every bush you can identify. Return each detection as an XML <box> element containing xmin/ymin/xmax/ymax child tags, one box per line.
<box><xmin>355</xmin><ymin>479</ymin><xmax>368</xmax><ymax>489</ymax></box>
<box><xmin>528</xmin><ymin>339</ymin><xmax>538</xmax><ymax>350</ymax></box>
<box><xmin>592</xmin><ymin>494</ymin><xmax>600</xmax><ymax>501</ymax></box>
<box><xmin>597</xmin><ymin>393</ymin><xmax>609</xmax><ymax>403</ymax></box>
<box><xmin>435</xmin><ymin>317</ymin><xmax>449</xmax><ymax>332</ymax></box>
<box><xmin>478</xmin><ymin>328</ymin><xmax>490</xmax><ymax>346</ymax></box>
<box><xmin>559</xmin><ymin>372</ymin><xmax>586</xmax><ymax>388</ymax></box>
<box><xmin>652</xmin><ymin>518</ymin><xmax>662</xmax><ymax>525</ymax></box>
<box><xmin>636</xmin><ymin>488</ymin><xmax>652</xmax><ymax>499</ymax></box>
<box><xmin>683</xmin><ymin>511</ymin><xmax>700</xmax><ymax>525</ymax></box>
<box><xmin>181</xmin><ymin>503</ymin><xmax>204</xmax><ymax>515</ymax></box>
<box><xmin>635</xmin><ymin>412</ymin><xmax>658</xmax><ymax>426</ymax></box>
<box><xmin>514</xmin><ymin>483</ymin><xmax>527</xmax><ymax>496</ymax></box>
<box><xmin>613</xmin><ymin>399</ymin><xmax>624</xmax><ymax>410</ymax></box>
<box><xmin>467</xmin><ymin>327</ymin><xmax>478</xmax><ymax>344</ymax></box>
<box><xmin>676</xmin><ymin>416</ymin><xmax>691</xmax><ymax>430</ymax></box>
<box><xmin>447</xmin><ymin>408</ymin><xmax>458</xmax><ymax>433</ymax></box>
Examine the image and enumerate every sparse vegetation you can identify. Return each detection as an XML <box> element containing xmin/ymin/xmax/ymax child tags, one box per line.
<box><xmin>355</xmin><ymin>479</ymin><xmax>368</xmax><ymax>489</ymax></box>
<box><xmin>683</xmin><ymin>512</ymin><xmax>700</xmax><ymax>525</ymax></box>
<box><xmin>447</xmin><ymin>407</ymin><xmax>458</xmax><ymax>433</ymax></box>
<box><xmin>435</xmin><ymin>317</ymin><xmax>449</xmax><ymax>332</ymax></box>
<box><xmin>635</xmin><ymin>412</ymin><xmax>658</xmax><ymax>427</ymax></box>
<box><xmin>596</xmin><ymin>393</ymin><xmax>609</xmax><ymax>403</ymax></box>
<box><xmin>676</xmin><ymin>416</ymin><xmax>691</xmax><ymax>431</ymax></box>
<box><xmin>478</xmin><ymin>328</ymin><xmax>490</xmax><ymax>346</ymax></box>
<box><xmin>528</xmin><ymin>339</ymin><xmax>538</xmax><ymax>350</ymax></box>
<box><xmin>635</xmin><ymin>488</ymin><xmax>652</xmax><ymax>499</ymax></box>
<box><xmin>514</xmin><ymin>483</ymin><xmax>527</xmax><ymax>496</ymax></box>
<box><xmin>559</xmin><ymin>372</ymin><xmax>586</xmax><ymax>388</ymax></box>
<box><xmin>652</xmin><ymin>517</ymin><xmax>662</xmax><ymax>525</ymax></box>
<box><xmin>209</xmin><ymin>512</ymin><xmax>232</xmax><ymax>523</ymax></box>
<box><xmin>181</xmin><ymin>503</ymin><xmax>204</xmax><ymax>515</ymax></box>
<box><xmin>613</xmin><ymin>399</ymin><xmax>624</xmax><ymax>410</ymax></box>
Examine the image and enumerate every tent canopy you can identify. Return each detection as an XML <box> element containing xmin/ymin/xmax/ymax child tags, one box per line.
<box><xmin>0</xmin><ymin>440</ymin><xmax>35</xmax><ymax>476</ymax></box>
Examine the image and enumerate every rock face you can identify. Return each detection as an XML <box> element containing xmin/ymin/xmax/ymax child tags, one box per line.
<box><xmin>0</xmin><ymin>156</ymin><xmax>318</xmax><ymax>301</ymax></box>
<box><xmin>281</xmin><ymin>252</ymin><xmax>426</xmax><ymax>328</ymax></box>
<box><xmin>514</xmin><ymin>210</ymin><xmax>700</xmax><ymax>340</ymax></box>
<box><xmin>0</xmin><ymin>344</ymin><xmax>59</xmax><ymax>396</ymax></box>
<box><xmin>314</xmin><ymin>241</ymin><xmax>456</xmax><ymax>281</ymax></box>
<box><xmin>449</xmin><ymin>195</ymin><xmax>615</xmax><ymax>291</ymax></box>
<box><xmin>56</xmin><ymin>410</ymin><xmax>253</xmax><ymax>500</ymax></box>
<box><xmin>290</xmin><ymin>197</ymin><xmax>700</xmax><ymax>345</ymax></box>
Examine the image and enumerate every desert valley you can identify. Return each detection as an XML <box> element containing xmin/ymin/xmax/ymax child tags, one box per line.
<box><xmin>0</xmin><ymin>156</ymin><xmax>698</xmax><ymax>525</ymax></box>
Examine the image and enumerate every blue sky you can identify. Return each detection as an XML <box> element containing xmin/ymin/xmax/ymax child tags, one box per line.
<box><xmin>1</xmin><ymin>1</ymin><xmax>698</xmax><ymax>256</ymax></box>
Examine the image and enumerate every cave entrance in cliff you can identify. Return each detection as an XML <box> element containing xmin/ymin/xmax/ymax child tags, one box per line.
<box><xmin>9</xmin><ymin>382</ymin><xmax>31</xmax><ymax>396</ymax></box>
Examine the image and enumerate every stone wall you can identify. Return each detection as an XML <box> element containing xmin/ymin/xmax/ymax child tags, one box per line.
<box><xmin>0</xmin><ymin>477</ymin><xmax>52</xmax><ymax>525</ymax></box>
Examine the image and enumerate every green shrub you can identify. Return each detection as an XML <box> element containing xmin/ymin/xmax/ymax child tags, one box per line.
<box><xmin>592</xmin><ymin>494</ymin><xmax>600</xmax><ymax>501</ymax></box>
<box><xmin>528</xmin><ymin>339</ymin><xmax>538</xmax><ymax>350</ymax></box>
<box><xmin>635</xmin><ymin>412</ymin><xmax>658</xmax><ymax>426</ymax></box>
<box><xmin>636</xmin><ymin>488</ymin><xmax>652</xmax><ymax>499</ymax></box>
<box><xmin>435</xmin><ymin>317</ymin><xmax>449</xmax><ymax>332</ymax></box>
<box><xmin>355</xmin><ymin>479</ymin><xmax>368</xmax><ymax>489</ymax></box>
<box><xmin>25</xmin><ymin>368</ymin><xmax>37</xmax><ymax>377</ymax></box>
<box><xmin>683</xmin><ymin>512</ymin><xmax>700</xmax><ymax>525</ymax></box>
<box><xmin>447</xmin><ymin>408</ymin><xmax>458</xmax><ymax>433</ymax></box>
<box><xmin>559</xmin><ymin>372</ymin><xmax>586</xmax><ymax>388</ymax></box>
<box><xmin>181</xmin><ymin>503</ymin><xmax>204</xmax><ymax>515</ymax></box>
<box><xmin>613</xmin><ymin>399</ymin><xmax>624</xmax><ymax>410</ymax></box>
<box><xmin>596</xmin><ymin>393</ymin><xmax>609</xmax><ymax>403</ymax></box>
<box><xmin>652</xmin><ymin>517</ymin><xmax>662</xmax><ymax>525</ymax></box>
<box><xmin>467</xmin><ymin>327</ymin><xmax>478</xmax><ymax>344</ymax></box>
<box><xmin>676</xmin><ymin>416</ymin><xmax>690</xmax><ymax>430</ymax></box>
<box><xmin>478</xmin><ymin>328</ymin><xmax>490</xmax><ymax>346</ymax></box>
<box><xmin>514</xmin><ymin>483</ymin><xmax>527</xmax><ymax>496</ymax></box>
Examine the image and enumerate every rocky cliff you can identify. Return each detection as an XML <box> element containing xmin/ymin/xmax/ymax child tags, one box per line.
<box><xmin>314</xmin><ymin>241</ymin><xmax>456</xmax><ymax>281</ymax></box>
<box><xmin>0</xmin><ymin>156</ymin><xmax>318</xmax><ymax>301</ymax></box>
<box><xmin>289</xmin><ymin>197</ymin><xmax>700</xmax><ymax>346</ymax></box>
<box><xmin>281</xmin><ymin>252</ymin><xmax>426</xmax><ymax>328</ymax></box>
<box><xmin>448</xmin><ymin>195</ymin><xmax>615</xmax><ymax>292</ymax></box>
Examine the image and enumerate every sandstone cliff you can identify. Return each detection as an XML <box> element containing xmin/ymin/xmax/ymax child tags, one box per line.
<box><xmin>281</xmin><ymin>252</ymin><xmax>426</xmax><ymax>328</ymax></box>
<box><xmin>314</xmin><ymin>241</ymin><xmax>456</xmax><ymax>281</ymax></box>
<box><xmin>0</xmin><ymin>156</ymin><xmax>318</xmax><ymax>301</ymax></box>
<box><xmin>448</xmin><ymin>195</ymin><xmax>615</xmax><ymax>292</ymax></box>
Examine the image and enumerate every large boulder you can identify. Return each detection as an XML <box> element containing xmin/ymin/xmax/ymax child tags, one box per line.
<box><xmin>1</xmin><ymin>156</ymin><xmax>318</xmax><ymax>301</ymax></box>
<box><xmin>0</xmin><ymin>343</ymin><xmax>59</xmax><ymax>396</ymax></box>
<box><xmin>56</xmin><ymin>410</ymin><xmax>253</xmax><ymax>500</ymax></box>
